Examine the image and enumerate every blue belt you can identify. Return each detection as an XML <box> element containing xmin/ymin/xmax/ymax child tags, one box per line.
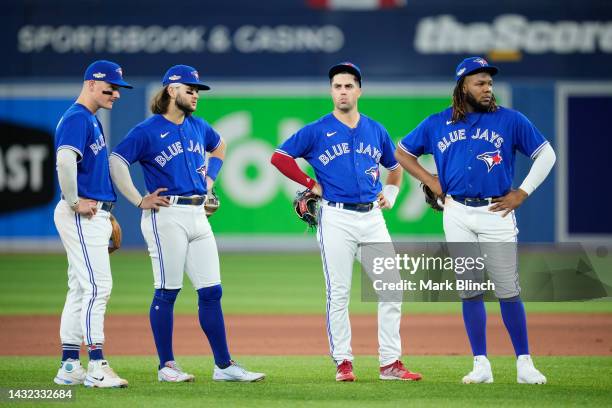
<box><xmin>452</xmin><ymin>196</ymin><xmax>494</xmax><ymax>207</ymax></box>
<box><xmin>327</xmin><ymin>201</ymin><xmax>374</xmax><ymax>212</ymax></box>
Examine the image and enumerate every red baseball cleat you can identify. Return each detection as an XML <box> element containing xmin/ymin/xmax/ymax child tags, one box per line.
<box><xmin>336</xmin><ymin>360</ymin><xmax>356</xmax><ymax>382</ymax></box>
<box><xmin>379</xmin><ymin>360</ymin><xmax>422</xmax><ymax>381</ymax></box>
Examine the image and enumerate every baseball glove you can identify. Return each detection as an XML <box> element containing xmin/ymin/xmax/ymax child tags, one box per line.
<box><xmin>421</xmin><ymin>176</ymin><xmax>444</xmax><ymax>212</ymax></box>
<box><xmin>205</xmin><ymin>189</ymin><xmax>220</xmax><ymax>217</ymax></box>
<box><xmin>293</xmin><ymin>189</ymin><xmax>320</xmax><ymax>229</ymax></box>
<box><xmin>108</xmin><ymin>214</ymin><xmax>122</xmax><ymax>254</ymax></box>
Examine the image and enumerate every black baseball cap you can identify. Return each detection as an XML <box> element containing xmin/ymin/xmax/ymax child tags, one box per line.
<box><xmin>328</xmin><ymin>62</ymin><xmax>362</xmax><ymax>86</ymax></box>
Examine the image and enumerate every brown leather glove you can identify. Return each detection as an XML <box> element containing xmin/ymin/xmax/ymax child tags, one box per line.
<box><xmin>293</xmin><ymin>189</ymin><xmax>320</xmax><ymax>228</ymax></box>
<box><xmin>108</xmin><ymin>214</ymin><xmax>122</xmax><ymax>254</ymax></box>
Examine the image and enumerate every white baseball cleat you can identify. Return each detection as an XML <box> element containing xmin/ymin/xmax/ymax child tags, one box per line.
<box><xmin>54</xmin><ymin>359</ymin><xmax>86</xmax><ymax>386</ymax></box>
<box><xmin>158</xmin><ymin>361</ymin><xmax>195</xmax><ymax>382</ymax></box>
<box><xmin>212</xmin><ymin>360</ymin><xmax>265</xmax><ymax>382</ymax></box>
<box><xmin>84</xmin><ymin>359</ymin><xmax>128</xmax><ymax>388</ymax></box>
<box><xmin>516</xmin><ymin>355</ymin><xmax>547</xmax><ymax>384</ymax></box>
<box><xmin>462</xmin><ymin>355</ymin><xmax>494</xmax><ymax>384</ymax></box>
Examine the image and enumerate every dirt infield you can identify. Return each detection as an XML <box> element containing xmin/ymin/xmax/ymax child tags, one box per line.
<box><xmin>1</xmin><ymin>314</ymin><xmax>611</xmax><ymax>356</ymax></box>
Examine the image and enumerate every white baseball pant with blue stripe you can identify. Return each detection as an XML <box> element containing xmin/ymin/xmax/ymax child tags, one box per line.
<box><xmin>54</xmin><ymin>200</ymin><xmax>113</xmax><ymax>346</ymax></box>
<box><xmin>140</xmin><ymin>203</ymin><xmax>220</xmax><ymax>290</ymax></box>
<box><xmin>317</xmin><ymin>204</ymin><xmax>402</xmax><ymax>366</ymax></box>
<box><xmin>443</xmin><ymin>197</ymin><xmax>520</xmax><ymax>299</ymax></box>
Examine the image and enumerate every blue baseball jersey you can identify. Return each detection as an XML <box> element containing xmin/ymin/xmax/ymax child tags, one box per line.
<box><xmin>55</xmin><ymin>103</ymin><xmax>117</xmax><ymax>202</ymax></box>
<box><xmin>399</xmin><ymin>106</ymin><xmax>548</xmax><ymax>198</ymax></box>
<box><xmin>276</xmin><ymin>113</ymin><xmax>399</xmax><ymax>203</ymax></box>
<box><xmin>111</xmin><ymin>114</ymin><xmax>221</xmax><ymax>196</ymax></box>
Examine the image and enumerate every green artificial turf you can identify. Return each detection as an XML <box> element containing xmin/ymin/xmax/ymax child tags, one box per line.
<box><xmin>0</xmin><ymin>356</ymin><xmax>611</xmax><ymax>407</ymax></box>
<box><xmin>1</xmin><ymin>252</ymin><xmax>611</xmax><ymax>315</ymax></box>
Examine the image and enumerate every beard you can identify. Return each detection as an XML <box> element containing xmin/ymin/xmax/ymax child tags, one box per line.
<box><xmin>465</xmin><ymin>90</ymin><xmax>492</xmax><ymax>113</ymax></box>
<box><xmin>175</xmin><ymin>94</ymin><xmax>195</xmax><ymax>115</ymax></box>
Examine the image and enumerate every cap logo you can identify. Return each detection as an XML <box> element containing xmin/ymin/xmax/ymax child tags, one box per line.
<box><xmin>115</xmin><ymin>67</ymin><xmax>123</xmax><ymax>77</ymax></box>
<box><xmin>456</xmin><ymin>67</ymin><xmax>466</xmax><ymax>77</ymax></box>
<box><xmin>92</xmin><ymin>72</ymin><xmax>106</xmax><ymax>79</ymax></box>
<box><xmin>474</xmin><ymin>58</ymin><xmax>488</xmax><ymax>66</ymax></box>
<box><xmin>169</xmin><ymin>75</ymin><xmax>181</xmax><ymax>81</ymax></box>
<box><xmin>191</xmin><ymin>70</ymin><xmax>199</xmax><ymax>80</ymax></box>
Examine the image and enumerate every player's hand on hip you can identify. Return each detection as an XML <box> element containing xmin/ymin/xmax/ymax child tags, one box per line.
<box><xmin>311</xmin><ymin>182</ymin><xmax>323</xmax><ymax>197</ymax></box>
<box><xmin>139</xmin><ymin>188</ymin><xmax>171</xmax><ymax>210</ymax></box>
<box><xmin>490</xmin><ymin>189</ymin><xmax>528</xmax><ymax>217</ymax></box>
<box><xmin>377</xmin><ymin>192</ymin><xmax>391</xmax><ymax>209</ymax></box>
<box><xmin>72</xmin><ymin>199</ymin><xmax>98</xmax><ymax>219</ymax></box>
<box><xmin>426</xmin><ymin>176</ymin><xmax>443</xmax><ymax>197</ymax></box>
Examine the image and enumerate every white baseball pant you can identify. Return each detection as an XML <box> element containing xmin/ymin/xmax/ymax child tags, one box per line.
<box><xmin>54</xmin><ymin>200</ymin><xmax>113</xmax><ymax>346</ymax></box>
<box><xmin>443</xmin><ymin>197</ymin><xmax>520</xmax><ymax>299</ymax></box>
<box><xmin>140</xmin><ymin>203</ymin><xmax>220</xmax><ymax>290</ymax></box>
<box><xmin>317</xmin><ymin>203</ymin><xmax>402</xmax><ymax>366</ymax></box>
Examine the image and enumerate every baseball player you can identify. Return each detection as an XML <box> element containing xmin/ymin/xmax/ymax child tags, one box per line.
<box><xmin>395</xmin><ymin>57</ymin><xmax>556</xmax><ymax>384</ymax></box>
<box><xmin>271</xmin><ymin>62</ymin><xmax>422</xmax><ymax>382</ymax></box>
<box><xmin>109</xmin><ymin>65</ymin><xmax>265</xmax><ymax>383</ymax></box>
<box><xmin>53</xmin><ymin>60</ymin><xmax>132</xmax><ymax>388</ymax></box>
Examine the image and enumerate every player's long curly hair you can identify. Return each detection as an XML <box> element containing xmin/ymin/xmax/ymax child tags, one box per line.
<box><xmin>150</xmin><ymin>86</ymin><xmax>171</xmax><ymax>114</ymax></box>
<box><xmin>451</xmin><ymin>77</ymin><xmax>498</xmax><ymax>123</ymax></box>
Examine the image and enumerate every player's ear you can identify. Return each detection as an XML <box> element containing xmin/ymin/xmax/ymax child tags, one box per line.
<box><xmin>166</xmin><ymin>85</ymin><xmax>176</xmax><ymax>100</ymax></box>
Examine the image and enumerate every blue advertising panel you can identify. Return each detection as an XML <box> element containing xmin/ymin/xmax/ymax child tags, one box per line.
<box><xmin>568</xmin><ymin>96</ymin><xmax>612</xmax><ymax>235</ymax></box>
<box><xmin>556</xmin><ymin>83</ymin><xmax>612</xmax><ymax>242</ymax></box>
<box><xmin>2</xmin><ymin>0</ymin><xmax>611</xmax><ymax>79</ymax></box>
<box><xmin>0</xmin><ymin>100</ymin><xmax>63</xmax><ymax>237</ymax></box>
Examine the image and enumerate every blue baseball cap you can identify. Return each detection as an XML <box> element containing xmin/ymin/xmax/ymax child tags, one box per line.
<box><xmin>328</xmin><ymin>62</ymin><xmax>362</xmax><ymax>86</ymax></box>
<box><xmin>83</xmin><ymin>60</ymin><xmax>133</xmax><ymax>89</ymax></box>
<box><xmin>455</xmin><ymin>57</ymin><xmax>499</xmax><ymax>82</ymax></box>
<box><xmin>162</xmin><ymin>65</ymin><xmax>211</xmax><ymax>90</ymax></box>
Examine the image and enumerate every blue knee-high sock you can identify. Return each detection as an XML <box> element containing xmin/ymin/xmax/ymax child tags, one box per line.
<box><xmin>87</xmin><ymin>343</ymin><xmax>104</xmax><ymax>361</ymax></box>
<box><xmin>150</xmin><ymin>289</ymin><xmax>180</xmax><ymax>368</ymax></box>
<box><xmin>499</xmin><ymin>296</ymin><xmax>529</xmax><ymax>356</ymax></box>
<box><xmin>462</xmin><ymin>295</ymin><xmax>487</xmax><ymax>356</ymax></box>
<box><xmin>62</xmin><ymin>344</ymin><xmax>80</xmax><ymax>361</ymax></box>
<box><xmin>197</xmin><ymin>285</ymin><xmax>231</xmax><ymax>368</ymax></box>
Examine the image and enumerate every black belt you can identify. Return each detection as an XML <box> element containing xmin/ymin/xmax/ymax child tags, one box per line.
<box><xmin>62</xmin><ymin>195</ymin><xmax>114</xmax><ymax>212</ymax></box>
<box><xmin>100</xmin><ymin>202</ymin><xmax>114</xmax><ymax>212</ymax></box>
<box><xmin>452</xmin><ymin>196</ymin><xmax>495</xmax><ymax>207</ymax></box>
<box><xmin>327</xmin><ymin>201</ymin><xmax>374</xmax><ymax>212</ymax></box>
<box><xmin>173</xmin><ymin>195</ymin><xmax>205</xmax><ymax>206</ymax></box>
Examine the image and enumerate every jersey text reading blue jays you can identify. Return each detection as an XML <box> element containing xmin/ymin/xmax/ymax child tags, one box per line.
<box><xmin>112</xmin><ymin>114</ymin><xmax>221</xmax><ymax>196</ymax></box>
<box><xmin>276</xmin><ymin>113</ymin><xmax>399</xmax><ymax>203</ymax></box>
<box><xmin>399</xmin><ymin>107</ymin><xmax>548</xmax><ymax>198</ymax></box>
